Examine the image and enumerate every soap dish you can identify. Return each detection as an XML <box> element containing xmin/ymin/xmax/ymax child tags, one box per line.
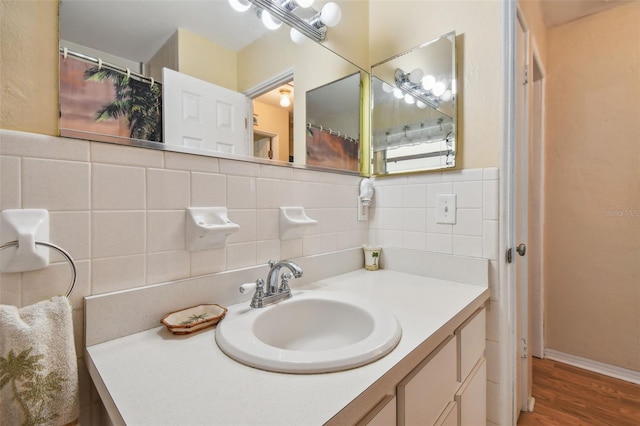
<box><xmin>161</xmin><ymin>304</ymin><xmax>228</xmax><ymax>335</ymax></box>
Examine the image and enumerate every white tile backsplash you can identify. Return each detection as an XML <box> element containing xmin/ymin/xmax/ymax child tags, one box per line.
<box><xmin>92</xmin><ymin>164</ymin><xmax>146</xmax><ymax>210</ymax></box>
<box><xmin>0</xmin><ymin>156</ymin><xmax>20</xmax><ymax>209</ymax></box>
<box><xmin>23</xmin><ymin>158</ymin><xmax>91</xmax><ymax>210</ymax></box>
<box><xmin>146</xmin><ymin>168</ymin><xmax>190</xmax><ymax>210</ymax></box>
<box><xmin>226</xmin><ymin>175</ymin><xmax>257</xmax><ymax>209</ymax></box>
<box><xmin>92</xmin><ymin>211</ymin><xmax>146</xmax><ymax>258</ymax></box>
<box><xmin>190</xmin><ymin>172</ymin><xmax>226</xmax><ymax>207</ymax></box>
<box><xmin>373</xmin><ymin>168</ymin><xmax>499</xmax><ymax>261</ymax></box>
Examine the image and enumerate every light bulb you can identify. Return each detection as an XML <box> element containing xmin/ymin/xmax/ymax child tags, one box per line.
<box><xmin>295</xmin><ymin>0</ymin><xmax>314</xmax><ymax>7</ymax></box>
<box><xmin>280</xmin><ymin>90</ymin><xmax>291</xmax><ymax>107</ymax></box>
<box><xmin>393</xmin><ymin>88</ymin><xmax>404</xmax><ymax>99</ymax></box>
<box><xmin>416</xmin><ymin>100</ymin><xmax>427</xmax><ymax>109</ymax></box>
<box><xmin>441</xmin><ymin>89</ymin><xmax>453</xmax><ymax>102</ymax></box>
<box><xmin>320</xmin><ymin>2</ymin><xmax>342</xmax><ymax>27</ymax></box>
<box><xmin>381</xmin><ymin>82</ymin><xmax>395</xmax><ymax>93</ymax></box>
<box><xmin>290</xmin><ymin>28</ymin><xmax>306</xmax><ymax>44</ymax></box>
<box><xmin>404</xmin><ymin>94</ymin><xmax>415</xmax><ymax>104</ymax></box>
<box><xmin>433</xmin><ymin>82</ymin><xmax>446</xmax><ymax>97</ymax></box>
<box><xmin>421</xmin><ymin>75</ymin><xmax>435</xmax><ymax>91</ymax></box>
<box><xmin>408</xmin><ymin>68</ymin><xmax>424</xmax><ymax>85</ymax></box>
<box><xmin>261</xmin><ymin>10</ymin><xmax>282</xmax><ymax>30</ymax></box>
<box><xmin>229</xmin><ymin>0</ymin><xmax>251</xmax><ymax>12</ymax></box>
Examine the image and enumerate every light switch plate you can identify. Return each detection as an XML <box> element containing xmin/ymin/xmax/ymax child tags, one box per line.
<box><xmin>436</xmin><ymin>194</ymin><xmax>457</xmax><ymax>224</ymax></box>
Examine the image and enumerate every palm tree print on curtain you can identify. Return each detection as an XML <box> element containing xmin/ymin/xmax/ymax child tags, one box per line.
<box><xmin>59</xmin><ymin>55</ymin><xmax>162</xmax><ymax>143</ymax></box>
<box><xmin>84</xmin><ymin>66</ymin><xmax>162</xmax><ymax>142</ymax></box>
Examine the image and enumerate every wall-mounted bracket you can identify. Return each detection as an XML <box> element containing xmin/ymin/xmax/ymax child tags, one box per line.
<box><xmin>279</xmin><ymin>207</ymin><xmax>317</xmax><ymax>240</ymax></box>
<box><xmin>185</xmin><ymin>207</ymin><xmax>240</xmax><ymax>252</ymax></box>
<box><xmin>0</xmin><ymin>209</ymin><xmax>50</xmax><ymax>273</ymax></box>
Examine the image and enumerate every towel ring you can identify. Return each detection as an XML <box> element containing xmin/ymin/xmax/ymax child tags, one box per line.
<box><xmin>0</xmin><ymin>240</ymin><xmax>77</xmax><ymax>298</ymax></box>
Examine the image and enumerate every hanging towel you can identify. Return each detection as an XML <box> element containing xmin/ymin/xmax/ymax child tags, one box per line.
<box><xmin>0</xmin><ymin>296</ymin><xmax>79</xmax><ymax>426</ymax></box>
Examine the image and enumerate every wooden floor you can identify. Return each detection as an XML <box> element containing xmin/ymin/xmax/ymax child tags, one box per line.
<box><xmin>517</xmin><ymin>358</ymin><xmax>640</xmax><ymax>426</ymax></box>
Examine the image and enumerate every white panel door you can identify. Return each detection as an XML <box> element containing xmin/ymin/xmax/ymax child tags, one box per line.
<box><xmin>163</xmin><ymin>68</ymin><xmax>248</xmax><ymax>155</ymax></box>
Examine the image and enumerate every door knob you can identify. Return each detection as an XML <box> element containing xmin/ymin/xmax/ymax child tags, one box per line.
<box><xmin>517</xmin><ymin>243</ymin><xmax>526</xmax><ymax>256</ymax></box>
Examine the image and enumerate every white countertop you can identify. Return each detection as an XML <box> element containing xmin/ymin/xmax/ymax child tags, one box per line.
<box><xmin>86</xmin><ymin>269</ymin><xmax>488</xmax><ymax>426</ymax></box>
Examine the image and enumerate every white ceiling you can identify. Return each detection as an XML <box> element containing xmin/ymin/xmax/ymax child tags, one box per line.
<box><xmin>539</xmin><ymin>0</ymin><xmax>633</xmax><ymax>28</ymax></box>
<box><xmin>59</xmin><ymin>0</ymin><xmax>269</xmax><ymax>63</ymax></box>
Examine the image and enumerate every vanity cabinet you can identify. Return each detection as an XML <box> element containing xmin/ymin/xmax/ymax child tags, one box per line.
<box><xmin>358</xmin><ymin>307</ymin><xmax>486</xmax><ymax>426</ymax></box>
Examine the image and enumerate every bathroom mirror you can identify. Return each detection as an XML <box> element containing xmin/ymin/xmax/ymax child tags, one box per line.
<box><xmin>370</xmin><ymin>31</ymin><xmax>457</xmax><ymax>176</ymax></box>
<box><xmin>58</xmin><ymin>0</ymin><xmax>365</xmax><ymax>174</ymax></box>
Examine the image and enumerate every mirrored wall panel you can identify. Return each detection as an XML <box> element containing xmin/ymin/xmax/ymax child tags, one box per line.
<box><xmin>370</xmin><ymin>32</ymin><xmax>457</xmax><ymax>176</ymax></box>
<box><xmin>58</xmin><ymin>0</ymin><xmax>365</xmax><ymax>174</ymax></box>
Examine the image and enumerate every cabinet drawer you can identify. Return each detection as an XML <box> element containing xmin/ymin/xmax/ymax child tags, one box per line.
<box><xmin>455</xmin><ymin>357</ymin><xmax>487</xmax><ymax>426</ymax></box>
<box><xmin>456</xmin><ymin>308</ymin><xmax>486</xmax><ymax>382</ymax></box>
<box><xmin>357</xmin><ymin>395</ymin><xmax>396</xmax><ymax>426</ymax></box>
<box><xmin>397</xmin><ymin>336</ymin><xmax>457</xmax><ymax>426</ymax></box>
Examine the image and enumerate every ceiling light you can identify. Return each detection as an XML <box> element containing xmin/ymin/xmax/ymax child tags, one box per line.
<box><xmin>421</xmin><ymin>75</ymin><xmax>436</xmax><ymax>91</ymax></box>
<box><xmin>295</xmin><ymin>0</ymin><xmax>314</xmax><ymax>7</ymax></box>
<box><xmin>229</xmin><ymin>0</ymin><xmax>251</xmax><ymax>12</ymax></box>
<box><xmin>381</xmin><ymin>82</ymin><xmax>395</xmax><ymax>93</ymax></box>
<box><xmin>280</xmin><ymin>89</ymin><xmax>291</xmax><ymax>107</ymax></box>
<box><xmin>408</xmin><ymin>68</ymin><xmax>424</xmax><ymax>85</ymax></box>
<box><xmin>242</xmin><ymin>0</ymin><xmax>341</xmax><ymax>43</ymax></box>
<box><xmin>290</xmin><ymin>27</ymin><xmax>306</xmax><ymax>45</ymax></box>
<box><xmin>320</xmin><ymin>2</ymin><xmax>342</xmax><ymax>27</ymax></box>
<box><xmin>433</xmin><ymin>82</ymin><xmax>446</xmax><ymax>97</ymax></box>
<box><xmin>260</xmin><ymin>9</ymin><xmax>282</xmax><ymax>30</ymax></box>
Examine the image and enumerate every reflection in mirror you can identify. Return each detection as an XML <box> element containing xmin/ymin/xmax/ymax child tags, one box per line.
<box><xmin>58</xmin><ymin>0</ymin><xmax>365</xmax><ymax>174</ymax></box>
<box><xmin>370</xmin><ymin>32</ymin><xmax>457</xmax><ymax>176</ymax></box>
<box><xmin>306</xmin><ymin>72</ymin><xmax>361</xmax><ymax>172</ymax></box>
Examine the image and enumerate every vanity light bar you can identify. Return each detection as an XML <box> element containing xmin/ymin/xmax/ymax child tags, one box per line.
<box><xmin>394</xmin><ymin>69</ymin><xmax>440</xmax><ymax>109</ymax></box>
<box><xmin>248</xmin><ymin>0</ymin><xmax>326</xmax><ymax>42</ymax></box>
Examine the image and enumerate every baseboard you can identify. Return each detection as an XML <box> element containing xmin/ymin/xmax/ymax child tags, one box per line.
<box><xmin>544</xmin><ymin>349</ymin><xmax>640</xmax><ymax>385</ymax></box>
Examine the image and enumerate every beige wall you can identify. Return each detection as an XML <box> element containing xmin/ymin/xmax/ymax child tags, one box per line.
<box><xmin>369</xmin><ymin>0</ymin><xmax>503</xmax><ymax>170</ymax></box>
<box><xmin>0</xmin><ymin>0</ymin><xmax>59</xmax><ymax>136</ymax></box>
<box><xmin>178</xmin><ymin>29</ymin><xmax>238</xmax><ymax>90</ymax></box>
<box><xmin>544</xmin><ymin>2</ymin><xmax>640</xmax><ymax>370</ymax></box>
<box><xmin>253</xmin><ymin>100</ymin><xmax>290</xmax><ymax>162</ymax></box>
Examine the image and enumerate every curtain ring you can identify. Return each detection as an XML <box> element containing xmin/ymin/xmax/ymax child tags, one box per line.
<box><xmin>63</xmin><ymin>47</ymin><xmax>68</xmax><ymax>59</ymax></box>
<box><xmin>98</xmin><ymin>58</ymin><xmax>103</xmax><ymax>70</ymax></box>
<box><xmin>150</xmin><ymin>77</ymin><xmax>154</xmax><ymax>88</ymax></box>
<box><xmin>126</xmin><ymin>68</ymin><xmax>131</xmax><ymax>79</ymax></box>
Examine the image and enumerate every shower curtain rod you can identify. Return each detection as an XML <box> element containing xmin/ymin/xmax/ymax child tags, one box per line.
<box><xmin>306</xmin><ymin>123</ymin><xmax>359</xmax><ymax>143</ymax></box>
<box><xmin>59</xmin><ymin>47</ymin><xmax>156</xmax><ymax>85</ymax></box>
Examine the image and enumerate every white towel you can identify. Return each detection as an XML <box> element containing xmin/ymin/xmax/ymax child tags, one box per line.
<box><xmin>0</xmin><ymin>296</ymin><xmax>79</xmax><ymax>426</ymax></box>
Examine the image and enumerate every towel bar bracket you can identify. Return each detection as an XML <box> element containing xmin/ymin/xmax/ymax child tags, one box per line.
<box><xmin>0</xmin><ymin>240</ymin><xmax>77</xmax><ymax>298</ymax></box>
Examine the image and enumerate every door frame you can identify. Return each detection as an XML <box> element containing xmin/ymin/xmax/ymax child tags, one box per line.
<box><xmin>499</xmin><ymin>0</ymin><xmax>521</xmax><ymax>424</ymax></box>
<box><xmin>529</xmin><ymin>40</ymin><xmax>546</xmax><ymax>359</ymax></box>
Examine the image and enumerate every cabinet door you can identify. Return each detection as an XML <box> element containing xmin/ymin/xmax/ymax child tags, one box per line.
<box><xmin>456</xmin><ymin>308</ymin><xmax>486</xmax><ymax>382</ymax></box>
<box><xmin>455</xmin><ymin>357</ymin><xmax>487</xmax><ymax>426</ymax></box>
<box><xmin>357</xmin><ymin>395</ymin><xmax>396</xmax><ymax>426</ymax></box>
<box><xmin>434</xmin><ymin>401</ymin><xmax>457</xmax><ymax>426</ymax></box>
<box><xmin>397</xmin><ymin>336</ymin><xmax>457</xmax><ymax>426</ymax></box>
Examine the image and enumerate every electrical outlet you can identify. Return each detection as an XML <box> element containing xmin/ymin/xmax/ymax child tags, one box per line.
<box><xmin>357</xmin><ymin>200</ymin><xmax>368</xmax><ymax>221</ymax></box>
<box><xmin>436</xmin><ymin>194</ymin><xmax>457</xmax><ymax>224</ymax></box>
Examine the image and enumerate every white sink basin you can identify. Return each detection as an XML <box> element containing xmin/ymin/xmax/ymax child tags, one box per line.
<box><xmin>215</xmin><ymin>291</ymin><xmax>402</xmax><ymax>373</ymax></box>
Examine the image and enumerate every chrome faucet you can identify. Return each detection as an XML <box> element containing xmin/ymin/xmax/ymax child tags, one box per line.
<box><xmin>239</xmin><ymin>259</ymin><xmax>303</xmax><ymax>308</ymax></box>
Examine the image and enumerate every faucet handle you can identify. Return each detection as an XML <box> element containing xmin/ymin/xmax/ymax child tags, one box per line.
<box><xmin>268</xmin><ymin>259</ymin><xmax>275</xmax><ymax>268</ymax></box>
<box><xmin>279</xmin><ymin>272</ymin><xmax>292</xmax><ymax>292</ymax></box>
<box><xmin>239</xmin><ymin>278</ymin><xmax>265</xmax><ymax>295</ymax></box>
